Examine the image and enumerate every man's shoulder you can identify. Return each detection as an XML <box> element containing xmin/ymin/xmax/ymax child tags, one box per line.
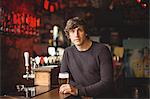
<box><xmin>64</xmin><ymin>45</ymin><xmax>75</xmax><ymax>52</ymax></box>
<box><xmin>93</xmin><ymin>41</ymin><xmax>106</xmax><ymax>48</ymax></box>
<box><xmin>92</xmin><ymin>41</ymin><xmax>111</xmax><ymax>52</ymax></box>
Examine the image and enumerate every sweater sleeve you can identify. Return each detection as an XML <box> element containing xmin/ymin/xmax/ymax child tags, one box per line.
<box><xmin>74</xmin><ymin>46</ymin><xmax>113</xmax><ymax>97</ymax></box>
<box><xmin>60</xmin><ymin>50</ymin><xmax>69</xmax><ymax>73</ymax></box>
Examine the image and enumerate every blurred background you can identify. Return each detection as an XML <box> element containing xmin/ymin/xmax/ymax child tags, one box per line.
<box><xmin>0</xmin><ymin>0</ymin><xmax>149</xmax><ymax>98</ymax></box>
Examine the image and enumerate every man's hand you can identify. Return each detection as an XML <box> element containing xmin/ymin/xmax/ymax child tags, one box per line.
<box><xmin>59</xmin><ymin>84</ymin><xmax>78</xmax><ymax>96</ymax></box>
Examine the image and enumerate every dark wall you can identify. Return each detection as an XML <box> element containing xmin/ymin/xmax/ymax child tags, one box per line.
<box><xmin>0</xmin><ymin>35</ymin><xmax>34</xmax><ymax>95</ymax></box>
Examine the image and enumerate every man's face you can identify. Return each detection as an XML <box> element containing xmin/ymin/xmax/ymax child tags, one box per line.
<box><xmin>68</xmin><ymin>26</ymin><xmax>87</xmax><ymax>46</ymax></box>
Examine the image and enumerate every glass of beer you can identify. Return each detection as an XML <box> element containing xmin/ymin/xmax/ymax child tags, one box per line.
<box><xmin>58</xmin><ymin>72</ymin><xmax>69</xmax><ymax>86</ymax></box>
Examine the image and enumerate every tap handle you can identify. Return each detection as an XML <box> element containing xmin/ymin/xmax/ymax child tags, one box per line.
<box><xmin>24</xmin><ymin>52</ymin><xmax>29</xmax><ymax>66</ymax></box>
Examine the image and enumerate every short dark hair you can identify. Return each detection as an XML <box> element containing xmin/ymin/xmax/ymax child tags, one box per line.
<box><xmin>64</xmin><ymin>17</ymin><xmax>89</xmax><ymax>38</ymax></box>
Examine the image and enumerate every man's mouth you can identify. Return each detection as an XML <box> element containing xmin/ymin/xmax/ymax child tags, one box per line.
<box><xmin>74</xmin><ymin>39</ymin><xmax>80</xmax><ymax>41</ymax></box>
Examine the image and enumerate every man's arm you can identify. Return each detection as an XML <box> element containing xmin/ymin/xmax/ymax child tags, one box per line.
<box><xmin>60</xmin><ymin>50</ymin><xmax>70</xmax><ymax>72</ymax></box>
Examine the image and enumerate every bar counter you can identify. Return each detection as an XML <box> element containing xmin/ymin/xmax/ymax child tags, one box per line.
<box><xmin>31</xmin><ymin>88</ymin><xmax>70</xmax><ymax>99</ymax></box>
<box><xmin>0</xmin><ymin>88</ymin><xmax>71</xmax><ymax>99</ymax></box>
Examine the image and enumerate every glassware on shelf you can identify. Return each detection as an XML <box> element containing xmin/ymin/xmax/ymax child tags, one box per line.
<box><xmin>44</xmin><ymin>56</ymin><xmax>49</xmax><ymax>66</ymax></box>
<box><xmin>40</xmin><ymin>56</ymin><xmax>44</xmax><ymax>66</ymax></box>
<box><xmin>48</xmin><ymin>47</ymin><xmax>56</xmax><ymax>56</ymax></box>
<box><xmin>35</xmin><ymin>56</ymin><xmax>41</xmax><ymax>67</ymax></box>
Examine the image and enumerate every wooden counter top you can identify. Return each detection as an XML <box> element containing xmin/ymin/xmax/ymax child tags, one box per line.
<box><xmin>31</xmin><ymin>88</ymin><xmax>70</xmax><ymax>99</ymax></box>
<box><xmin>0</xmin><ymin>88</ymin><xmax>70</xmax><ymax>99</ymax></box>
<box><xmin>0</xmin><ymin>96</ymin><xmax>26</xmax><ymax>99</ymax></box>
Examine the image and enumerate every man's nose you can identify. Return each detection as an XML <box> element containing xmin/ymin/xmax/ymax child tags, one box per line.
<box><xmin>74</xmin><ymin>29</ymin><xmax>79</xmax><ymax>36</ymax></box>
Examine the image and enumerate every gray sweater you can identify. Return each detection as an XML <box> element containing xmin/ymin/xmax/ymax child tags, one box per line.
<box><xmin>60</xmin><ymin>41</ymin><xmax>113</xmax><ymax>98</ymax></box>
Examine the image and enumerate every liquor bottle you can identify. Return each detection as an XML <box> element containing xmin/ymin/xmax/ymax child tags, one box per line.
<box><xmin>143</xmin><ymin>47</ymin><xmax>150</xmax><ymax>78</ymax></box>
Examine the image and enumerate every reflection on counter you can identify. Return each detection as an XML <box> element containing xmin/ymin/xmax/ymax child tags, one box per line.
<box><xmin>16</xmin><ymin>85</ymin><xmax>51</xmax><ymax>98</ymax></box>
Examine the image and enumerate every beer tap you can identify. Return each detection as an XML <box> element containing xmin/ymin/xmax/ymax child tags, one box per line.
<box><xmin>23</xmin><ymin>51</ymin><xmax>35</xmax><ymax>80</ymax></box>
<box><xmin>23</xmin><ymin>52</ymin><xmax>30</xmax><ymax>80</ymax></box>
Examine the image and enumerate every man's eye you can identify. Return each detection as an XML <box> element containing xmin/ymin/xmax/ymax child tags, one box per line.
<box><xmin>69</xmin><ymin>30</ymin><xmax>74</xmax><ymax>33</ymax></box>
<box><xmin>77</xmin><ymin>28</ymin><xmax>83</xmax><ymax>32</ymax></box>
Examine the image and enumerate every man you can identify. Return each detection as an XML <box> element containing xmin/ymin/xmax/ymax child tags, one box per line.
<box><xmin>59</xmin><ymin>17</ymin><xmax>113</xmax><ymax>98</ymax></box>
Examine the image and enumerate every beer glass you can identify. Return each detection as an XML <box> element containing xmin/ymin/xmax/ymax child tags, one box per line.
<box><xmin>58</xmin><ymin>72</ymin><xmax>69</xmax><ymax>86</ymax></box>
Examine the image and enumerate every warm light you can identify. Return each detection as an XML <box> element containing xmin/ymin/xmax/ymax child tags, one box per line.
<box><xmin>44</xmin><ymin>0</ymin><xmax>65</xmax><ymax>13</ymax></box>
<box><xmin>36</xmin><ymin>18</ymin><xmax>40</xmax><ymax>27</ymax></box>
<box><xmin>33</xmin><ymin>17</ymin><xmax>36</xmax><ymax>28</ymax></box>
<box><xmin>28</xmin><ymin>16</ymin><xmax>32</xmax><ymax>25</ymax></box>
<box><xmin>44</xmin><ymin>0</ymin><xmax>49</xmax><ymax>10</ymax></box>
<box><xmin>30</xmin><ymin>16</ymin><xmax>33</xmax><ymax>27</ymax></box>
<box><xmin>141</xmin><ymin>3</ymin><xmax>147</xmax><ymax>8</ymax></box>
<box><xmin>26</xmin><ymin>15</ymin><xmax>29</xmax><ymax>24</ymax></box>
<box><xmin>17</xmin><ymin>25</ymin><xmax>21</xmax><ymax>34</ymax></box>
<box><xmin>136</xmin><ymin>0</ymin><xmax>141</xmax><ymax>3</ymax></box>
<box><xmin>13</xmin><ymin>13</ymin><xmax>17</xmax><ymax>24</ymax></box>
<box><xmin>40</xmin><ymin>56</ymin><xmax>44</xmax><ymax>65</ymax></box>
<box><xmin>21</xmin><ymin>13</ymin><xmax>25</xmax><ymax>24</ymax></box>
<box><xmin>116</xmin><ymin>56</ymin><xmax>119</xmax><ymax>62</ymax></box>
<box><xmin>50</xmin><ymin>4</ymin><xmax>55</xmax><ymax>12</ymax></box>
<box><xmin>17</xmin><ymin>13</ymin><xmax>21</xmax><ymax>25</ymax></box>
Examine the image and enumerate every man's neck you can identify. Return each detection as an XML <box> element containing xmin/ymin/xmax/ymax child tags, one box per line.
<box><xmin>75</xmin><ymin>39</ymin><xmax>92</xmax><ymax>51</ymax></box>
